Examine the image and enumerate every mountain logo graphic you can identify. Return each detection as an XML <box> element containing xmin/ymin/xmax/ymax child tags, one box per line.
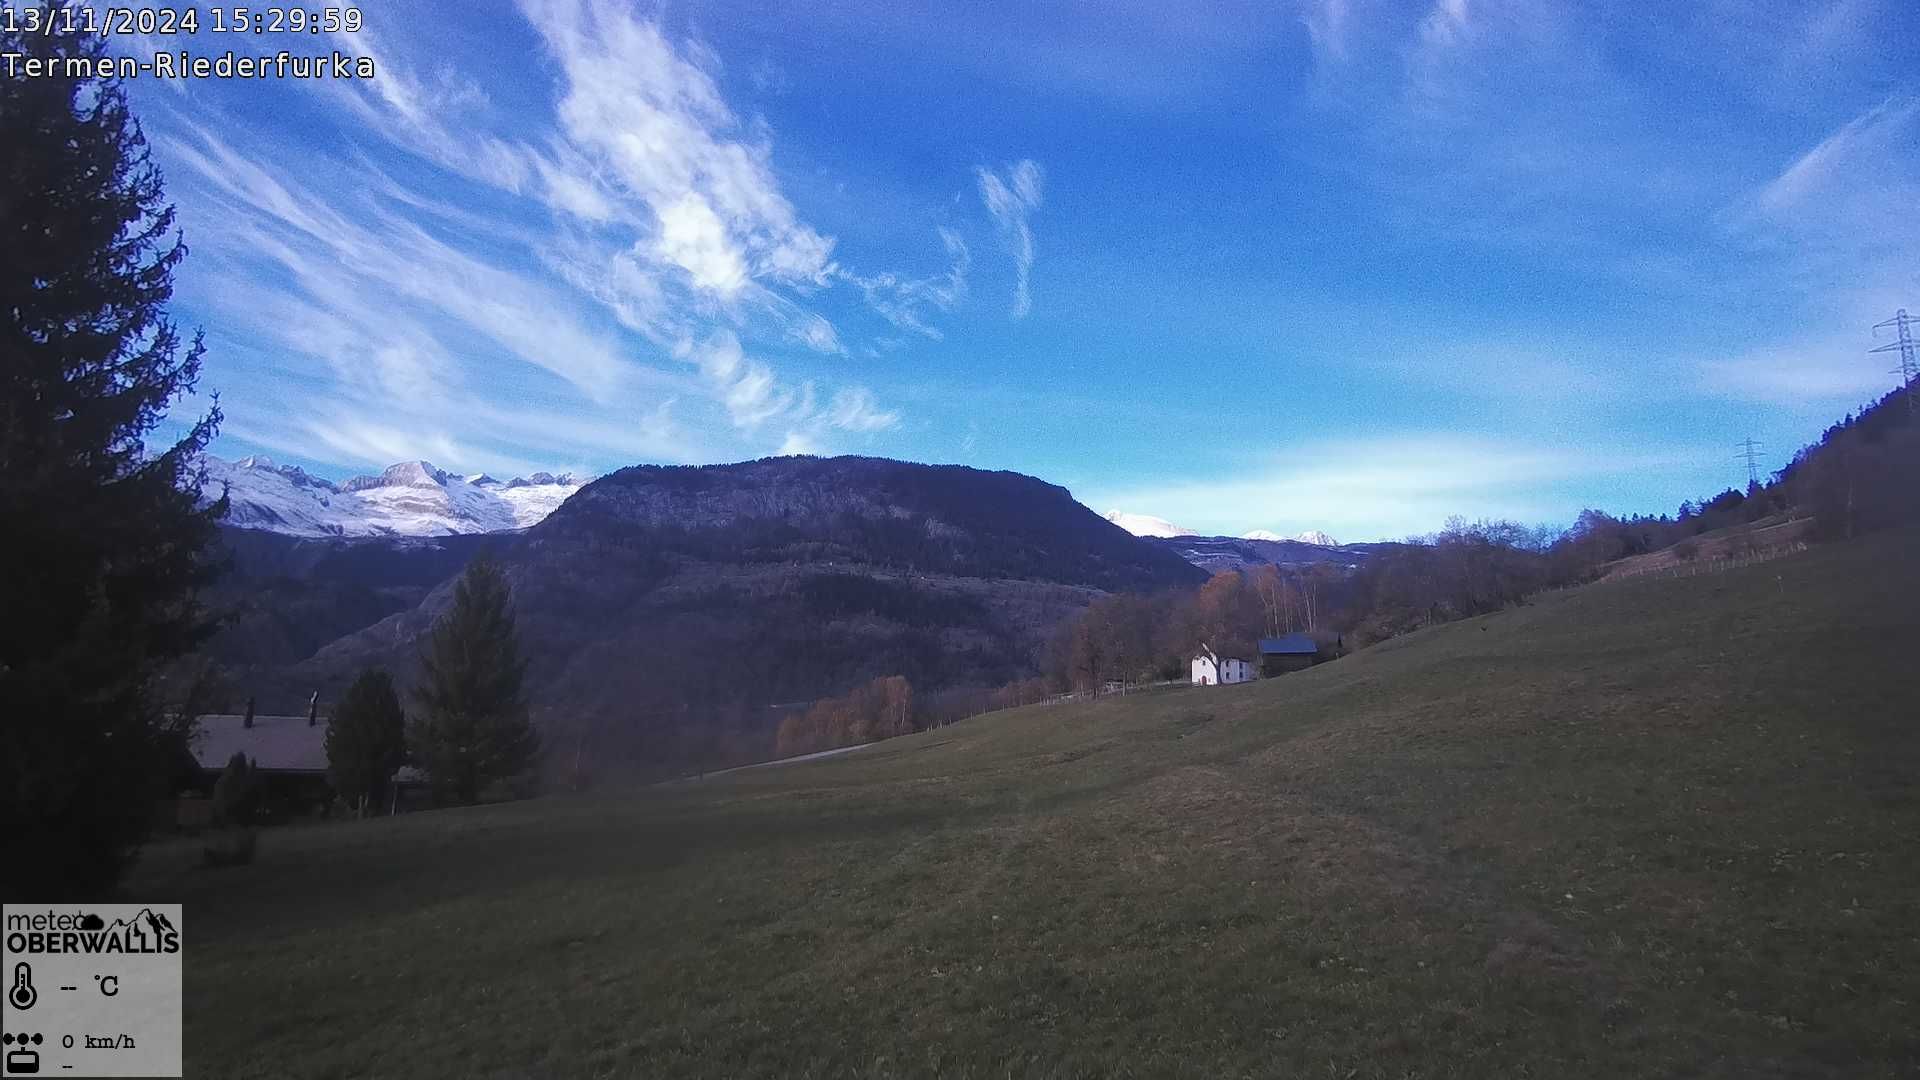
<box><xmin>5</xmin><ymin>909</ymin><xmax>180</xmax><ymax>957</ymax></box>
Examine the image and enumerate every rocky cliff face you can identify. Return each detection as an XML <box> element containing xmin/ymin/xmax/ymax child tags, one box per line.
<box><xmin>538</xmin><ymin>456</ymin><xmax>1205</xmax><ymax>592</ymax></box>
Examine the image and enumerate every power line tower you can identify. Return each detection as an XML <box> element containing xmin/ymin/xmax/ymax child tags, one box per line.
<box><xmin>1737</xmin><ymin>436</ymin><xmax>1763</xmax><ymax>490</ymax></box>
<box><xmin>1871</xmin><ymin>308</ymin><xmax>1917</xmax><ymax>415</ymax></box>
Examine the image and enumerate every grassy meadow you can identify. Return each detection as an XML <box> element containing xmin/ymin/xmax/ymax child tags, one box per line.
<box><xmin>134</xmin><ymin>529</ymin><xmax>1920</xmax><ymax>1078</ymax></box>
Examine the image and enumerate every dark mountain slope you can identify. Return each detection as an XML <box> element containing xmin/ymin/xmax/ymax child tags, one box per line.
<box><xmin>202</xmin><ymin>527</ymin><xmax>498</xmax><ymax>669</ymax></box>
<box><xmin>239</xmin><ymin>456</ymin><xmax>1202</xmax><ymax>771</ymax></box>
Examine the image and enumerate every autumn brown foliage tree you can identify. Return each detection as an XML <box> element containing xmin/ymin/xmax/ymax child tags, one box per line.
<box><xmin>776</xmin><ymin>675</ymin><xmax>916</xmax><ymax>757</ymax></box>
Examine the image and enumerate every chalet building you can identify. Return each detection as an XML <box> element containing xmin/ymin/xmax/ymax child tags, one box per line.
<box><xmin>185</xmin><ymin>712</ymin><xmax>336</xmax><ymax>821</ymax></box>
<box><xmin>1259</xmin><ymin>633</ymin><xmax>1321</xmax><ymax>676</ymax></box>
<box><xmin>180</xmin><ymin>711</ymin><xmax>421</xmax><ymax>823</ymax></box>
<box><xmin>1191</xmin><ymin>645</ymin><xmax>1253</xmax><ymax>686</ymax></box>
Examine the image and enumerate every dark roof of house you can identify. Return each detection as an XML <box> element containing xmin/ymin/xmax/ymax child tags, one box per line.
<box><xmin>1259</xmin><ymin>633</ymin><xmax>1319</xmax><ymax>655</ymax></box>
<box><xmin>193</xmin><ymin>715</ymin><xmax>423</xmax><ymax>782</ymax></box>
<box><xmin>193</xmin><ymin>714</ymin><xmax>328</xmax><ymax>773</ymax></box>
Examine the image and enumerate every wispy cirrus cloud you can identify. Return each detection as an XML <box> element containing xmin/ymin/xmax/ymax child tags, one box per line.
<box><xmin>166</xmin><ymin>125</ymin><xmax>632</xmax><ymax>402</ymax></box>
<box><xmin>976</xmin><ymin>160</ymin><xmax>1045</xmax><ymax>318</ymax></box>
<box><xmin>144</xmin><ymin>0</ymin><xmax>1021</xmax><ymax>474</ymax></box>
<box><xmin>1703</xmin><ymin>96</ymin><xmax>1920</xmax><ymax>406</ymax></box>
<box><xmin>836</xmin><ymin>228</ymin><xmax>971</xmax><ymax>341</ymax></box>
<box><xmin>1739</xmin><ymin>95</ymin><xmax>1920</xmax><ymax>251</ymax></box>
<box><xmin>1299</xmin><ymin>0</ymin><xmax>1354</xmax><ymax>65</ymax></box>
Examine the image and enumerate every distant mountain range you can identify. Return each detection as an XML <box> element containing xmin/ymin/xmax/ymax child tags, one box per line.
<box><xmin>204</xmin><ymin>456</ymin><xmax>1205</xmax><ymax>773</ymax></box>
<box><xmin>194</xmin><ymin>452</ymin><xmax>1390</xmax><ymax>773</ymax></box>
<box><xmin>200</xmin><ymin>455</ymin><xmax>585</xmax><ymax>537</ymax></box>
<box><xmin>1102</xmin><ymin>510</ymin><xmax>1338</xmax><ymax>548</ymax></box>
<box><xmin>1139</xmin><ymin>534</ymin><xmax>1401</xmax><ymax>574</ymax></box>
<box><xmin>202</xmin><ymin>457</ymin><xmax>1353</xmax><ymax>567</ymax></box>
<box><xmin>1240</xmin><ymin>528</ymin><xmax>1339</xmax><ymax>546</ymax></box>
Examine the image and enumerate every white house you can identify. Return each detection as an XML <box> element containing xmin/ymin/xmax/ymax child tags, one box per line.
<box><xmin>1191</xmin><ymin>645</ymin><xmax>1253</xmax><ymax>686</ymax></box>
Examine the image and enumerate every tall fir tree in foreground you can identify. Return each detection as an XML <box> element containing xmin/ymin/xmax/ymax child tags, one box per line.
<box><xmin>1</xmin><ymin>16</ymin><xmax>227</xmax><ymax>897</ymax></box>
<box><xmin>412</xmin><ymin>556</ymin><xmax>538</xmax><ymax>804</ymax></box>
<box><xmin>326</xmin><ymin>668</ymin><xmax>408</xmax><ymax>816</ymax></box>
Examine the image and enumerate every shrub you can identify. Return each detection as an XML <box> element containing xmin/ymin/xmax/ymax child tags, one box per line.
<box><xmin>210</xmin><ymin>753</ymin><xmax>257</xmax><ymax>827</ymax></box>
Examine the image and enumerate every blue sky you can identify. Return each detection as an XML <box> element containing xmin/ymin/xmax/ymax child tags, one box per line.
<box><xmin>128</xmin><ymin>0</ymin><xmax>1920</xmax><ymax>540</ymax></box>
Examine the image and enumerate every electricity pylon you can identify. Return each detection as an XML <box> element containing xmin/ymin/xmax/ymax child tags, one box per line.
<box><xmin>1871</xmin><ymin>308</ymin><xmax>1917</xmax><ymax>415</ymax></box>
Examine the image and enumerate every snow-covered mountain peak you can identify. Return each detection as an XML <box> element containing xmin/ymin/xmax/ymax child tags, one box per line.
<box><xmin>1241</xmin><ymin>528</ymin><xmax>1340</xmax><ymax>546</ymax></box>
<box><xmin>1103</xmin><ymin>510</ymin><xmax>1195</xmax><ymax>539</ymax></box>
<box><xmin>344</xmin><ymin>460</ymin><xmax>452</xmax><ymax>492</ymax></box>
<box><xmin>198</xmin><ymin>454</ymin><xmax>588</xmax><ymax>538</ymax></box>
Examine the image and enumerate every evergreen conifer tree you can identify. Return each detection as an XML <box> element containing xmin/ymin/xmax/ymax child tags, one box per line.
<box><xmin>1</xmin><ymin>13</ymin><xmax>227</xmax><ymax>897</ymax></box>
<box><xmin>326</xmin><ymin>668</ymin><xmax>408</xmax><ymax>815</ymax></box>
<box><xmin>411</xmin><ymin>557</ymin><xmax>538</xmax><ymax>803</ymax></box>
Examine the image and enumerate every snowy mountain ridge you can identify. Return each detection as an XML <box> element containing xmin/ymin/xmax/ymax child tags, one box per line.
<box><xmin>1101</xmin><ymin>510</ymin><xmax>1193</xmax><ymax>538</ymax></box>
<box><xmin>200</xmin><ymin>454</ymin><xmax>586</xmax><ymax>538</ymax></box>
<box><xmin>1241</xmin><ymin>528</ymin><xmax>1340</xmax><ymax>546</ymax></box>
<box><xmin>1105</xmin><ymin>510</ymin><xmax>1338</xmax><ymax>548</ymax></box>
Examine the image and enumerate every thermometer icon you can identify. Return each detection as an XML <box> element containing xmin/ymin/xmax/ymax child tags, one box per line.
<box><xmin>8</xmin><ymin>962</ymin><xmax>35</xmax><ymax>1010</ymax></box>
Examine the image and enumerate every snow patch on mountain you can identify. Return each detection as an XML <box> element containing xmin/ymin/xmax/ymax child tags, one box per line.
<box><xmin>199</xmin><ymin>455</ymin><xmax>586</xmax><ymax>537</ymax></box>
<box><xmin>1103</xmin><ymin>510</ymin><xmax>1195</xmax><ymax>538</ymax></box>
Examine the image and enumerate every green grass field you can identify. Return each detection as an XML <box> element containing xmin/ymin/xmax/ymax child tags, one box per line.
<box><xmin>136</xmin><ymin>530</ymin><xmax>1920</xmax><ymax>1078</ymax></box>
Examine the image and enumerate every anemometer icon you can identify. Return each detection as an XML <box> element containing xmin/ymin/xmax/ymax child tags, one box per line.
<box><xmin>8</xmin><ymin>963</ymin><xmax>34</xmax><ymax>1011</ymax></box>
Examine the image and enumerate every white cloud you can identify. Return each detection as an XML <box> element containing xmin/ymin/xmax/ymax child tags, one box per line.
<box><xmin>838</xmin><ymin>227</ymin><xmax>970</xmax><ymax>339</ymax></box>
<box><xmin>169</xmin><ymin>127</ymin><xmax>632</xmax><ymax>403</ymax></box>
<box><xmin>1300</xmin><ymin>0</ymin><xmax>1353</xmax><ymax>64</ymax></box>
<box><xmin>777</xmin><ymin>431</ymin><xmax>822</xmax><ymax>457</ymax></box>
<box><xmin>976</xmin><ymin>160</ymin><xmax>1045</xmax><ymax>318</ymax></box>
<box><xmin>655</xmin><ymin>195</ymin><xmax>752</xmax><ymax>296</ymax></box>
<box><xmin>1419</xmin><ymin>0</ymin><xmax>1472</xmax><ymax>49</ymax></box>
<box><xmin>158</xmin><ymin>2</ymin><xmax>943</xmax><ymax>474</ymax></box>
<box><xmin>1753</xmin><ymin>96</ymin><xmax>1918</xmax><ymax>215</ymax></box>
<box><xmin>521</xmin><ymin>0</ymin><xmax>836</xmax><ymax>295</ymax></box>
<box><xmin>788</xmin><ymin>313</ymin><xmax>846</xmax><ymax>355</ymax></box>
<box><xmin>821</xmin><ymin>387</ymin><xmax>900</xmax><ymax>433</ymax></box>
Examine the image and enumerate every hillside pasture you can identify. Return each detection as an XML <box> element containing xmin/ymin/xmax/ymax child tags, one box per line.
<box><xmin>135</xmin><ymin>529</ymin><xmax>1920</xmax><ymax>1078</ymax></box>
